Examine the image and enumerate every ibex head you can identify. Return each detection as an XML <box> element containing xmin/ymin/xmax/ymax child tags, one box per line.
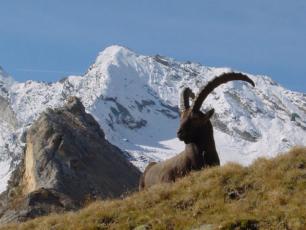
<box><xmin>177</xmin><ymin>72</ymin><xmax>255</xmax><ymax>144</ymax></box>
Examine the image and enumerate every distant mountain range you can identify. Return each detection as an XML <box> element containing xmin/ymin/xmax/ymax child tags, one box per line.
<box><xmin>1</xmin><ymin>45</ymin><xmax>306</xmax><ymax>192</ymax></box>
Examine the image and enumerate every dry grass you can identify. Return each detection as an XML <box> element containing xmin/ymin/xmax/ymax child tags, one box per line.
<box><xmin>2</xmin><ymin>147</ymin><xmax>306</xmax><ymax>230</ymax></box>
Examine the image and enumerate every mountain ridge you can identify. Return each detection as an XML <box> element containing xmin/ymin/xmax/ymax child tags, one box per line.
<box><xmin>0</xmin><ymin>45</ymin><xmax>306</xmax><ymax>192</ymax></box>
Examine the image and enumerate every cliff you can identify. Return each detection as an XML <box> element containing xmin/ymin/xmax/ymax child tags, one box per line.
<box><xmin>0</xmin><ymin>97</ymin><xmax>141</xmax><ymax>224</ymax></box>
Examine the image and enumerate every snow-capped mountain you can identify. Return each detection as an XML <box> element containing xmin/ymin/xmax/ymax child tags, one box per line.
<box><xmin>0</xmin><ymin>45</ymin><xmax>306</xmax><ymax>192</ymax></box>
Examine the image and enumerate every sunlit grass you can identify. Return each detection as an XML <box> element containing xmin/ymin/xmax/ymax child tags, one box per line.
<box><xmin>3</xmin><ymin>147</ymin><xmax>306</xmax><ymax>229</ymax></box>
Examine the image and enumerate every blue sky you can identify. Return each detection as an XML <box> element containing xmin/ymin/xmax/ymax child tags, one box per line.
<box><xmin>0</xmin><ymin>0</ymin><xmax>305</xmax><ymax>92</ymax></box>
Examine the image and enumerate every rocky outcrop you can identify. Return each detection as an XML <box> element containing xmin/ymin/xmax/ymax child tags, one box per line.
<box><xmin>0</xmin><ymin>97</ymin><xmax>141</xmax><ymax>224</ymax></box>
<box><xmin>0</xmin><ymin>96</ymin><xmax>17</xmax><ymax>128</ymax></box>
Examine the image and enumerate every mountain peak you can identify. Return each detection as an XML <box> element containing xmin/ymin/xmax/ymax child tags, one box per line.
<box><xmin>102</xmin><ymin>45</ymin><xmax>133</xmax><ymax>54</ymax></box>
<box><xmin>95</xmin><ymin>45</ymin><xmax>136</xmax><ymax>65</ymax></box>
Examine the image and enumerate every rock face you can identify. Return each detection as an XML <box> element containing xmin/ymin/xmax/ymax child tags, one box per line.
<box><xmin>0</xmin><ymin>96</ymin><xmax>141</xmax><ymax>224</ymax></box>
<box><xmin>0</xmin><ymin>96</ymin><xmax>17</xmax><ymax>128</ymax></box>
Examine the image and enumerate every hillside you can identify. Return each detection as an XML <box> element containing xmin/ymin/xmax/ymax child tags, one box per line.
<box><xmin>2</xmin><ymin>147</ymin><xmax>306</xmax><ymax>230</ymax></box>
<box><xmin>1</xmin><ymin>46</ymin><xmax>306</xmax><ymax>193</ymax></box>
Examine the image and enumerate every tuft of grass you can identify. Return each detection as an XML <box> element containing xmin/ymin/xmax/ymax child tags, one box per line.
<box><xmin>2</xmin><ymin>147</ymin><xmax>306</xmax><ymax>230</ymax></box>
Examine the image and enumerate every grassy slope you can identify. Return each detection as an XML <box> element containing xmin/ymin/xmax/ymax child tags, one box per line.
<box><xmin>2</xmin><ymin>147</ymin><xmax>306</xmax><ymax>230</ymax></box>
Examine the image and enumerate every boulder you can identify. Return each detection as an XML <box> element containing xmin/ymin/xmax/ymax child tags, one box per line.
<box><xmin>0</xmin><ymin>96</ymin><xmax>141</xmax><ymax>224</ymax></box>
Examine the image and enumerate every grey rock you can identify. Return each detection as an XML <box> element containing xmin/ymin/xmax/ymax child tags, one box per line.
<box><xmin>0</xmin><ymin>96</ymin><xmax>17</xmax><ymax>128</ymax></box>
<box><xmin>0</xmin><ymin>188</ymin><xmax>76</xmax><ymax>224</ymax></box>
<box><xmin>0</xmin><ymin>96</ymin><xmax>141</xmax><ymax>224</ymax></box>
<box><xmin>105</xmin><ymin>97</ymin><xmax>147</xmax><ymax>129</ymax></box>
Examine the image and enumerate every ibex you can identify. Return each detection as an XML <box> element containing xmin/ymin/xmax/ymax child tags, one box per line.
<box><xmin>139</xmin><ymin>72</ymin><xmax>255</xmax><ymax>190</ymax></box>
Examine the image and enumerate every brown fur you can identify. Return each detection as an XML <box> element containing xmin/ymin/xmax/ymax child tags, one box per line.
<box><xmin>139</xmin><ymin>144</ymin><xmax>202</xmax><ymax>189</ymax></box>
<box><xmin>139</xmin><ymin>162</ymin><xmax>157</xmax><ymax>190</ymax></box>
